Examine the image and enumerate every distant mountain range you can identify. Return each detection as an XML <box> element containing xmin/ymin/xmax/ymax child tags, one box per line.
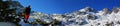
<box><xmin>29</xmin><ymin>7</ymin><xmax>120</xmax><ymax>26</ymax></box>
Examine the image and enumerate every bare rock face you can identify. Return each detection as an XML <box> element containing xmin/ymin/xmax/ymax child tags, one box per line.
<box><xmin>74</xmin><ymin>11</ymin><xmax>86</xmax><ymax>15</ymax></box>
<box><xmin>112</xmin><ymin>7</ymin><xmax>120</xmax><ymax>13</ymax></box>
<box><xmin>87</xmin><ymin>14</ymin><xmax>98</xmax><ymax>20</ymax></box>
<box><xmin>105</xmin><ymin>22</ymin><xmax>114</xmax><ymax>26</ymax></box>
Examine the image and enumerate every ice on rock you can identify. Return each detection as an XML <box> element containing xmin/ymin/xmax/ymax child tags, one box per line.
<box><xmin>28</xmin><ymin>7</ymin><xmax>120</xmax><ymax>26</ymax></box>
<box><xmin>52</xmin><ymin>14</ymin><xmax>64</xmax><ymax>21</ymax></box>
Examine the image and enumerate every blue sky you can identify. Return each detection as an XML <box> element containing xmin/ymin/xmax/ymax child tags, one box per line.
<box><xmin>18</xmin><ymin>0</ymin><xmax>120</xmax><ymax>14</ymax></box>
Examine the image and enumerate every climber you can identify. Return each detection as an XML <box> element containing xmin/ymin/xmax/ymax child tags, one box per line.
<box><xmin>24</xmin><ymin>5</ymin><xmax>31</xmax><ymax>23</ymax></box>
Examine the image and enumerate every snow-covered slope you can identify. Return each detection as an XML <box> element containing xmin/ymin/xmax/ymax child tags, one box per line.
<box><xmin>29</xmin><ymin>7</ymin><xmax>120</xmax><ymax>26</ymax></box>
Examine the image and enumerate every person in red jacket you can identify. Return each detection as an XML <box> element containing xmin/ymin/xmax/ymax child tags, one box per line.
<box><xmin>24</xmin><ymin>5</ymin><xmax>31</xmax><ymax>23</ymax></box>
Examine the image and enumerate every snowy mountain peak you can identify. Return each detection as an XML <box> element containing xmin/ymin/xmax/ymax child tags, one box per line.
<box><xmin>102</xmin><ymin>8</ymin><xmax>111</xmax><ymax>14</ymax></box>
<box><xmin>79</xmin><ymin>7</ymin><xmax>94</xmax><ymax>12</ymax></box>
<box><xmin>112</xmin><ymin>7</ymin><xmax>120</xmax><ymax>13</ymax></box>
